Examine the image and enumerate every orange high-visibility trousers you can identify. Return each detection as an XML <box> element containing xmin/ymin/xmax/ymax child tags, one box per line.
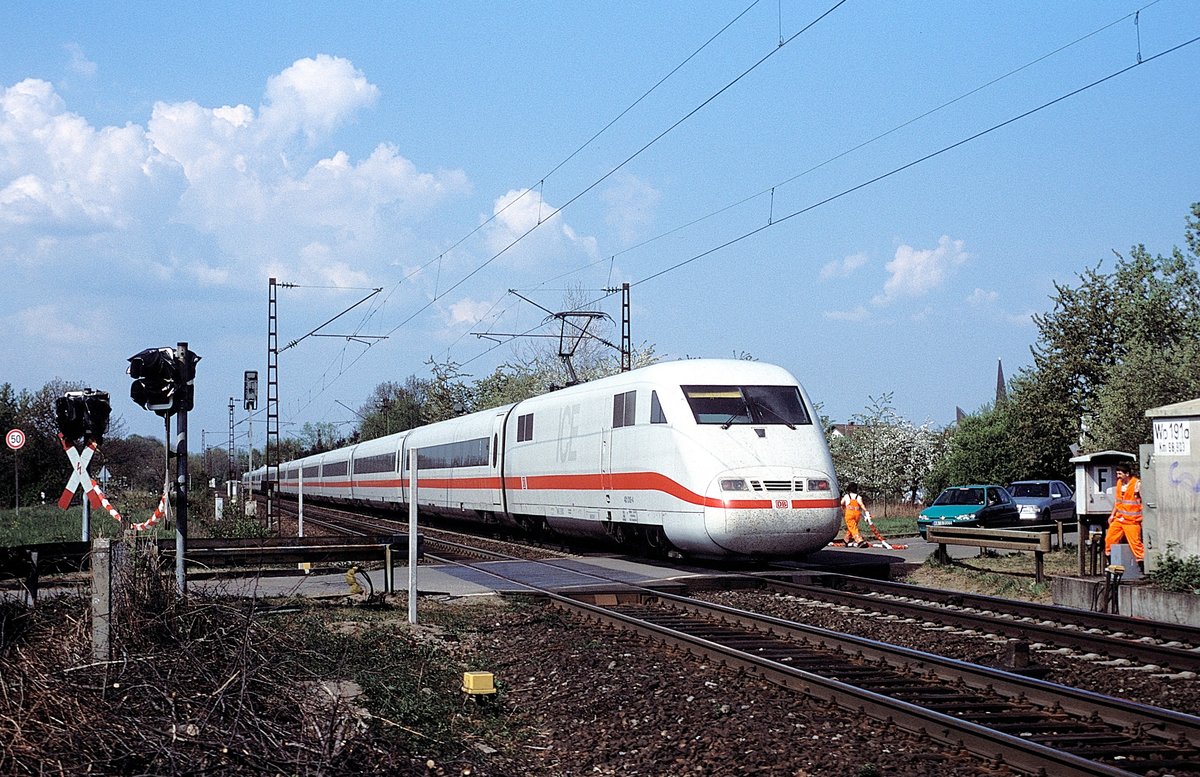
<box><xmin>843</xmin><ymin>515</ymin><xmax>863</xmax><ymax>545</ymax></box>
<box><xmin>1104</xmin><ymin>519</ymin><xmax>1144</xmax><ymax>562</ymax></box>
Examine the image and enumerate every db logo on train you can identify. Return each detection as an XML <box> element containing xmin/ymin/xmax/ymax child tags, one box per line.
<box><xmin>774</xmin><ymin>499</ymin><xmax>788</xmax><ymax>509</ymax></box>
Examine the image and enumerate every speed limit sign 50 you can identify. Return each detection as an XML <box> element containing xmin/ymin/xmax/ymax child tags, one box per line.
<box><xmin>6</xmin><ymin>429</ymin><xmax>25</xmax><ymax>451</ymax></box>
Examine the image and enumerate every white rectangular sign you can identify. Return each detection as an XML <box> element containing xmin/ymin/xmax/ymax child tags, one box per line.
<box><xmin>1153</xmin><ymin>418</ymin><xmax>1192</xmax><ymax>456</ymax></box>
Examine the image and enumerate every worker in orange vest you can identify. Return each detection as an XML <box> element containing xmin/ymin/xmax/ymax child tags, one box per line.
<box><xmin>1104</xmin><ymin>461</ymin><xmax>1143</xmax><ymax>568</ymax></box>
<box><xmin>840</xmin><ymin>483</ymin><xmax>870</xmax><ymax>547</ymax></box>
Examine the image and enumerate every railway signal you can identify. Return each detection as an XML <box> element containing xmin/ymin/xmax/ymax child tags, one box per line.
<box><xmin>54</xmin><ymin>389</ymin><xmax>111</xmax><ymax>445</ymax></box>
<box><xmin>126</xmin><ymin>342</ymin><xmax>200</xmax><ymax>595</ymax></box>
<box><xmin>127</xmin><ymin>346</ymin><xmax>202</xmax><ymax>417</ymax></box>
<box><xmin>128</xmin><ymin>346</ymin><xmax>178</xmax><ymax>415</ymax></box>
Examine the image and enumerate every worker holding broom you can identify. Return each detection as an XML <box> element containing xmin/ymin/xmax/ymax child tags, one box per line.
<box><xmin>840</xmin><ymin>482</ymin><xmax>872</xmax><ymax>548</ymax></box>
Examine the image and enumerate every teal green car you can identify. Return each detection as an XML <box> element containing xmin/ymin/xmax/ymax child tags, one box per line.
<box><xmin>917</xmin><ymin>485</ymin><xmax>1020</xmax><ymax>539</ymax></box>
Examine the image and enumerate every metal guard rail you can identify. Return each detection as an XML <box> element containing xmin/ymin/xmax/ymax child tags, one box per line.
<box><xmin>926</xmin><ymin>525</ymin><xmax>1053</xmax><ymax>583</ymax></box>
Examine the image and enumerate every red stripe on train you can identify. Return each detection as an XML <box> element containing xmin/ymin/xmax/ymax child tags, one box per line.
<box><xmin>286</xmin><ymin>471</ymin><xmax>837</xmax><ymax>511</ymax></box>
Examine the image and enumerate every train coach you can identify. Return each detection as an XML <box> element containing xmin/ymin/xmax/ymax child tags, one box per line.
<box><xmin>248</xmin><ymin>359</ymin><xmax>842</xmax><ymax>560</ymax></box>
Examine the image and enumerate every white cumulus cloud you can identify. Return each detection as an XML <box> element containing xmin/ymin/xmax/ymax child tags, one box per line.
<box><xmin>447</xmin><ymin>297</ymin><xmax>496</xmax><ymax>326</ymax></box>
<box><xmin>484</xmin><ymin>188</ymin><xmax>598</xmax><ymax>265</ymax></box>
<box><xmin>874</xmin><ymin>235</ymin><xmax>969</xmax><ymax>304</ymax></box>
<box><xmin>820</xmin><ymin>252</ymin><xmax>868</xmax><ymax>280</ymax></box>
<box><xmin>823</xmin><ymin>305</ymin><xmax>870</xmax><ymax>322</ymax></box>
<box><xmin>0</xmin><ymin>78</ymin><xmax>179</xmax><ymax>235</ymax></box>
<box><xmin>966</xmin><ymin>287</ymin><xmax>998</xmax><ymax>306</ymax></box>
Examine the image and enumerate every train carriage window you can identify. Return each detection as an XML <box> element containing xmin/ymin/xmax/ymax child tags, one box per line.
<box><xmin>517</xmin><ymin>413</ymin><xmax>534</xmax><ymax>442</ymax></box>
<box><xmin>612</xmin><ymin>390</ymin><xmax>636</xmax><ymax>428</ymax></box>
<box><xmin>353</xmin><ymin>451</ymin><xmax>397</xmax><ymax>474</ymax></box>
<box><xmin>681</xmin><ymin>385</ymin><xmax>812</xmax><ymax>426</ymax></box>
<box><xmin>650</xmin><ymin>391</ymin><xmax>667</xmax><ymax>424</ymax></box>
<box><xmin>415</xmin><ymin>438</ymin><xmax>489</xmax><ymax>469</ymax></box>
<box><xmin>302</xmin><ymin>465</ymin><xmax>319</xmax><ymax>479</ymax></box>
<box><xmin>323</xmin><ymin>460</ymin><xmax>349</xmax><ymax>477</ymax></box>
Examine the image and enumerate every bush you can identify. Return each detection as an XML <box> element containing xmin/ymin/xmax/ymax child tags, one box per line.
<box><xmin>1148</xmin><ymin>547</ymin><xmax>1200</xmax><ymax>593</ymax></box>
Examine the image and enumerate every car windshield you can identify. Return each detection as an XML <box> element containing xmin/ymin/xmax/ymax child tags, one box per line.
<box><xmin>681</xmin><ymin>385</ymin><xmax>812</xmax><ymax>426</ymax></box>
<box><xmin>1010</xmin><ymin>483</ymin><xmax>1049</xmax><ymax>498</ymax></box>
<box><xmin>933</xmin><ymin>487</ymin><xmax>985</xmax><ymax>506</ymax></box>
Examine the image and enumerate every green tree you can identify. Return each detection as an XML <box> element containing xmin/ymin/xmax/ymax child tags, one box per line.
<box><xmin>422</xmin><ymin>358</ymin><xmax>476</xmax><ymax>424</ymax></box>
<box><xmin>830</xmin><ymin>394</ymin><xmax>943</xmax><ymax>512</ymax></box>
<box><xmin>101</xmin><ymin>434</ymin><xmax>168</xmax><ymax>494</ymax></box>
<box><xmin>357</xmin><ymin>376</ymin><xmax>427</xmax><ymax>441</ymax></box>
<box><xmin>926</xmin><ymin>403</ymin><xmax>1018</xmax><ymax>494</ymax></box>
<box><xmin>296</xmin><ymin>421</ymin><xmax>348</xmax><ymax>456</ymax></box>
<box><xmin>1014</xmin><ymin>203</ymin><xmax>1200</xmax><ymax>464</ymax></box>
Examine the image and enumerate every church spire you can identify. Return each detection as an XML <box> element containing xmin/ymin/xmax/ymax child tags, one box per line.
<box><xmin>996</xmin><ymin>359</ymin><xmax>1007</xmax><ymax>406</ymax></box>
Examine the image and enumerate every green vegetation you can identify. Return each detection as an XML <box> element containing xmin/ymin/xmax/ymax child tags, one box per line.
<box><xmin>928</xmin><ymin>203</ymin><xmax>1200</xmax><ymax>488</ymax></box>
<box><xmin>1148</xmin><ymin>548</ymin><xmax>1200</xmax><ymax>594</ymax></box>
<box><xmin>0</xmin><ymin>504</ymin><xmax>123</xmax><ymax>545</ymax></box>
<box><xmin>829</xmin><ymin>202</ymin><xmax>1200</xmax><ymax>497</ymax></box>
<box><xmin>0</xmin><ymin>489</ymin><xmax>236</xmax><ymax>546</ymax></box>
<box><xmin>906</xmin><ymin>547</ymin><xmax>1082</xmax><ymax>603</ymax></box>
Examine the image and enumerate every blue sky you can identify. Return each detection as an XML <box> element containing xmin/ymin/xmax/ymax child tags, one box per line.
<box><xmin>1</xmin><ymin>1</ymin><xmax>1197</xmax><ymax>451</ymax></box>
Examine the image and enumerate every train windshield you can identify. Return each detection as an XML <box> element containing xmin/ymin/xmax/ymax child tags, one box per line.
<box><xmin>681</xmin><ymin>385</ymin><xmax>811</xmax><ymax>427</ymax></box>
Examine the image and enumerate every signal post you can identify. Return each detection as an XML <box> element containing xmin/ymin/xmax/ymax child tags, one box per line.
<box><xmin>127</xmin><ymin>341</ymin><xmax>201</xmax><ymax>595</ymax></box>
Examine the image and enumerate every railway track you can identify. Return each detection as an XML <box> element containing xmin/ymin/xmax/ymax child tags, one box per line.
<box><xmin>552</xmin><ymin>589</ymin><xmax>1200</xmax><ymax>777</ymax></box>
<box><xmin>272</xmin><ymin>498</ymin><xmax>576</xmax><ymax>563</ymax></box>
<box><xmin>327</xmin><ymin>535</ymin><xmax>1200</xmax><ymax>775</ymax></box>
<box><xmin>751</xmin><ymin>573</ymin><xmax>1200</xmax><ymax>675</ymax></box>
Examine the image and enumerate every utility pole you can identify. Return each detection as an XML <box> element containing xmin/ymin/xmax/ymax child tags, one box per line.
<box><xmin>267</xmin><ymin>277</ymin><xmax>279</xmax><ymax>530</ymax></box>
<box><xmin>620</xmin><ymin>282</ymin><xmax>631</xmax><ymax>372</ymax></box>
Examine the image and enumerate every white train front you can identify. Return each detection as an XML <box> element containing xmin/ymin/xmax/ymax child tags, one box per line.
<box><xmin>250</xmin><ymin>359</ymin><xmax>842</xmax><ymax>560</ymax></box>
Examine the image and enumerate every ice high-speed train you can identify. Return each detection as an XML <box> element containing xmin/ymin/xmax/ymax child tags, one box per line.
<box><xmin>244</xmin><ymin>359</ymin><xmax>842</xmax><ymax>559</ymax></box>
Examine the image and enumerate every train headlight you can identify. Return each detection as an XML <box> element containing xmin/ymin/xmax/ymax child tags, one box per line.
<box><xmin>807</xmin><ymin>479</ymin><xmax>831</xmax><ymax>492</ymax></box>
<box><xmin>720</xmin><ymin>478</ymin><xmax>749</xmax><ymax>492</ymax></box>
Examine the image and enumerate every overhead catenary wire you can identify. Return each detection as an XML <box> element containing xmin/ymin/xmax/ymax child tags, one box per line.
<box><xmin>357</xmin><ymin>0</ymin><xmax>769</xmax><ymax>332</ymax></box>
<box><xmin>278</xmin><ymin>5</ymin><xmax>1195</xmax><ymax>431</ymax></box>
<box><xmin>282</xmin><ymin>1</ymin><xmax>847</xmax><ymax>420</ymax></box>
<box><xmin>631</xmin><ymin>33</ymin><xmax>1200</xmax><ymax>290</ymax></box>
<box><xmin>528</xmin><ymin>0</ymin><xmax>1170</xmax><ymax>310</ymax></box>
<box><xmin>376</xmin><ymin>0</ymin><xmax>848</xmax><ymax>341</ymax></box>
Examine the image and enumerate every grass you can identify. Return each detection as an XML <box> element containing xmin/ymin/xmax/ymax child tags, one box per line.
<box><xmin>0</xmin><ymin>490</ymin><xmax>218</xmax><ymax>546</ymax></box>
<box><xmin>850</xmin><ymin>501</ymin><xmax>921</xmax><ymax>540</ymax></box>
<box><xmin>904</xmin><ymin>545</ymin><xmax>1082</xmax><ymax>603</ymax></box>
<box><xmin>0</xmin><ymin>504</ymin><xmax>126</xmax><ymax>545</ymax></box>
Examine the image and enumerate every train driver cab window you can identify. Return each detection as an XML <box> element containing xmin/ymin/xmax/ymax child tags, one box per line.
<box><xmin>650</xmin><ymin>391</ymin><xmax>667</xmax><ymax>424</ymax></box>
<box><xmin>681</xmin><ymin>385</ymin><xmax>811</xmax><ymax>427</ymax></box>
<box><xmin>612</xmin><ymin>390</ymin><xmax>636</xmax><ymax>428</ymax></box>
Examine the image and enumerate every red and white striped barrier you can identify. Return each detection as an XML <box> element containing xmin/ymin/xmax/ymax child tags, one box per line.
<box><xmin>89</xmin><ymin>479</ymin><xmax>123</xmax><ymax>522</ymax></box>
<box><xmin>130</xmin><ymin>490</ymin><xmax>169</xmax><ymax>532</ymax></box>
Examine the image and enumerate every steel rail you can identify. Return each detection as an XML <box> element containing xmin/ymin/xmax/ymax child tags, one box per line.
<box><xmin>759</xmin><ymin>576</ymin><xmax>1200</xmax><ymax>673</ymax></box>
<box><xmin>818</xmin><ymin>573</ymin><xmax>1200</xmax><ymax>646</ymax></box>
<box><xmin>361</xmin><ymin>537</ymin><xmax>1200</xmax><ymax>775</ymax></box>
<box><xmin>548</xmin><ymin>591</ymin><xmax>1148</xmax><ymax>777</ymax></box>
